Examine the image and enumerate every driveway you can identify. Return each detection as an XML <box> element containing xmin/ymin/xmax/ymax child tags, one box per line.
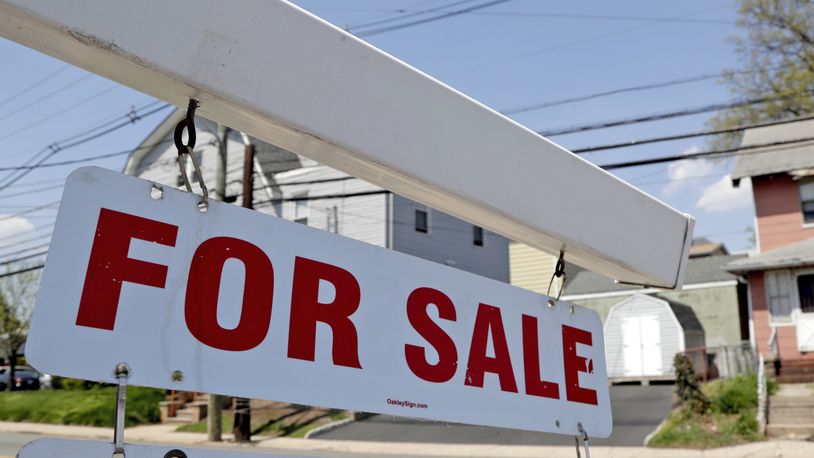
<box><xmin>317</xmin><ymin>384</ymin><xmax>675</xmax><ymax>446</ymax></box>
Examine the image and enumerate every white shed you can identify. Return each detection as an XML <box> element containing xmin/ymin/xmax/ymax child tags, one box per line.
<box><xmin>604</xmin><ymin>294</ymin><xmax>705</xmax><ymax>381</ymax></box>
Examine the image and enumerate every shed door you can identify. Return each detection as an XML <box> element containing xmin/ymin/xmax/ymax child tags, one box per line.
<box><xmin>622</xmin><ymin>315</ymin><xmax>662</xmax><ymax>376</ymax></box>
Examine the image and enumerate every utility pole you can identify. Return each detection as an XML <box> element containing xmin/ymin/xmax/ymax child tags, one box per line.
<box><xmin>207</xmin><ymin>123</ymin><xmax>230</xmax><ymax>442</ymax></box>
<box><xmin>232</xmin><ymin>131</ymin><xmax>254</xmax><ymax>443</ymax></box>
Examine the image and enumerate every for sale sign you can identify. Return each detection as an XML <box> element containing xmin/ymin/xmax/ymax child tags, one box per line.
<box><xmin>27</xmin><ymin>167</ymin><xmax>611</xmax><ymax>437</ymax></box>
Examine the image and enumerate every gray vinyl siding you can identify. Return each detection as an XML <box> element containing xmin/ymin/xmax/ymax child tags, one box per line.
<box><xmin>391</xmin><ymin>194</ymin><xmax>510</xmax><ymax>283</ymax></box>
<box><xmin>265</xmin><ymin>166</ymin><xmax>387</xmax><ymax>247</ymax></box>
<box><xmin>604</xmin><ymin>295</ymin><xmax>685</xmax><ymax>379</ymax></box>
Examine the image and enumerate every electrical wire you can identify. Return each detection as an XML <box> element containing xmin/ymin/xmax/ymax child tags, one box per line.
<box><xmin>0</xmin><ymin>64</ymin><xmax>71</xmax><ymax>109</ymax></box>
<box><xmin>600</xmin><ymin>136</ymin><xmax>814</xmax><ymax>170</ymax></box>
<box><xmin>355</xmin><ymin>0</ymin><xmax>511</xmax><ymax>37</ymax></box>
<box><xmin>571</xmin><ymin>115</ymin><xmax>814</xmax><ymax>154</ymax></box>
<box><xmin>540</xmin><ymin>92</ymin><xmax>812</xmax><ymax>137</ymax></box>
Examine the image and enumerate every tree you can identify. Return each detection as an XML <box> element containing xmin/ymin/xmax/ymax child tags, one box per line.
<box><xmin>0</xmin><ymin>267</ymin><xmax>40</xmax><ymax>391</ymax></box>
<box><xmin>709</xmin><ymin>0</ymin><xmax>814</xmax><ymax>147</ymax></box>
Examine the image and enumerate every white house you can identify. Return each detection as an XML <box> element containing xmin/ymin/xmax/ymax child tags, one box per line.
<box><xmin>124</xmin><ymin>110</ymin><xmax>509</xmax><ymax>282</ymax></box>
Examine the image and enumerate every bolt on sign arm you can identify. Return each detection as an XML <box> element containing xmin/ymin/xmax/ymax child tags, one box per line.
<box><xmin>0</xmin><ymin>0</ymin><xmax>693</xmax><ymax>288</ymax></box>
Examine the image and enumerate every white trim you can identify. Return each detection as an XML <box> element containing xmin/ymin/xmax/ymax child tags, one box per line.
<box><xmin>747</xmin><ymin>281</ymin><xmax>756</xmax><ymax>350</ymax></box>
<box><xmin>562</xmin><ymin>280</ymin><xmax>739</xmax><ymax>301</ymax></box>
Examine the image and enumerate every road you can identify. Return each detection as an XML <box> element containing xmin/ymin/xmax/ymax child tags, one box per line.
<box><xmin>318</xmin><ymin>384</ymin><xmax>674</xmax><ymax>446</ymax></box>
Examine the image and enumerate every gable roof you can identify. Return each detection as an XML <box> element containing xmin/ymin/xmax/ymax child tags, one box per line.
<box><xmin>657</xmin><ymin>295</ymin><xmax>705</xmax><ymax>332</ymax></box>
<box><xmin>564</xmin><ymin>253</ymin><xmax>745</xmax><ymax>295</ymax></box>
<box><xmin>724</xmin><ymin>236</ymin><xmax>814</xmax><ymax>272</ymax></box>
<box><xmin>125</xmin><ymin>109</ymin><xmax>306</xmax><ymax>181</ymax></box>
<box><xmin>731</xmin><ymin>118</ymin><xmax>814</xmax><ymax>180</ymax></box>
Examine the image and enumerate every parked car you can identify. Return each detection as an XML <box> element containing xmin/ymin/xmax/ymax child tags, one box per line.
<box><xmin>0</xmin><ymin>366</ymin><xmax>41</xmax><ymax>391</ymax></box>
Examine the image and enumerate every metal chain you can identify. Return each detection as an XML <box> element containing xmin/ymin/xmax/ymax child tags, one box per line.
<box><xmin>173</xmin><ymin>99</ymin><xmax>209</xmax><ymax>209</ymax></box>
<box><xmin>113</xmin><ymin>363</ymin><xmax>130</xmax><ymax>457</ymax></box>
<box><xmin>546</xmin><ymin>249</ymin><xmax>567</xmax><ymax>307</ymax></box>
<box><xmin>578</xmin><ymin>423</ymin><xmax>591</xmax><ymax>458</ymax></box>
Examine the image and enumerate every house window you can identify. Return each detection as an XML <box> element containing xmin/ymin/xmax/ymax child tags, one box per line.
<box><xmin>294</xmin><ymin>194</ymin><xmax>308</xmax><ymax>225</ymax></box>
<box><xmin>800</xmin><ymin>179</ymin><xmax>814</xmax><ymax>224</ymax></box>
<box><xmin>415</xmin><ymin>209</ymin><xmax>428</xmax><ymax>233</ymax></box>
<box><xmin>765</xmin><ymin>270</ymin><xmax>794</xmax><ymax>323</ymax></box>
<box><xmin>799</xmin><ymin>274</ymin><xmax>814</xmax><ymax>314</ymax></box>
<box><xmin>473</xmin><ymin>226</ymin><xmax>484</xmax><ymax>246</ymax></box>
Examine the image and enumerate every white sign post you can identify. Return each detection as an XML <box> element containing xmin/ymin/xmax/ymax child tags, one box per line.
<box><xmin>27</xmin><ymin>167</ymin><xmax>612</xmax><ymax>437</ymax></box>
<box><xmin>18</xmin><ymin>438</ymin><xmax>309</xmax><ymax>458</ymax></box>
<box><xmin>0</xmin><ymin>0</ymin><xmax>694</xmax><ymax>289</ymax></box>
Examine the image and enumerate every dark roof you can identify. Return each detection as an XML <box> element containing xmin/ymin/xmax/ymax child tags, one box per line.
<box><xmin>731</xmin><ymin>118</ymin><xmax>814</xmax><ymax>180</ymax></box>
<box><xmin>657</xmin><ymin>295</ymin><xmax>705</xmax><ymax>332</ymax></box>
<box><xmin>725</xmin><ymin>237</ymin><xmax>814</xmax><ymax>273</ymax></box>
<box><xmin>564</xmin><ymin>253</ymin><xmax>745</xmax><ymax>295</ymax></box>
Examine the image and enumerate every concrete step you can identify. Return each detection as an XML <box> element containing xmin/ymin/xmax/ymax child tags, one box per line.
<box><xmin>767</xmin><ymin>423</ymin><xmax>814</xmax><ymax>438</ymax></box>
<box><xmin>163</xmin><ymin>415</ymin><xmax>195</xmax><ymax>424</ymax></box>
<box><xmin>770</xmin><ymin>398</ymin><xmax>814</xmax><ymax>408</ymax></box>
<box><xmin>770</xmin><ymin>415</ymin><xmax>814</xmax><ymax>425</ymax></box>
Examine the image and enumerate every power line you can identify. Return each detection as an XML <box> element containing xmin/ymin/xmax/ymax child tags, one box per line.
<box><xmin>446</xmin><ymin>3</ymin><xmax>728</xmax><ymax>76</ymax></box>
<box><xmin>0</xmin><ymin>85</ymin><xmax>121</xmax><ymax>142</ymax></box>
<box><xmin>540</xmin><ymin>92</ymin><xmax>812</xmax><ymax>137</ymax></box>
<box><xmin>0</xmin><ymin>140</ymin><xmax>172</xmax><ymax>172</ymax></box>
<box><xmin>0</xmin><ymin>264</ymin><xmax>44</xmax><ymax>279</ymax></box>
<box><xmin>571</xmin><ymin>115</ymin><xmax>814</xmax><ymax>154</ymax></box>
<box><xmin>0</xmin><ymin>104</ymin><xmax>171</xmax><ymax>191</ymax></box>
<box><xmin>254</xmin><ymin>190</ymin><xmax>389</xmax><ymax>206</ymax></box>
<box><xmin>501</xmin><ymin>66</ymin><xmax>790</xmax><ymax>115</ymax></box>
<box><xmin>0</xmin><ymin>223</ymin><xmax>54</xmax><ymax>244</ymax></box>
<box><xmin>0</xmin><ymin>201</ymin><xmax>61</xmax><ymax>222</ymax></box>
<box><xmin>453</xmin><ymin>10</ymin><xmax>733</xmax><ymax>24</ymax></box>
<box><xmin>0</xmin><ymin>64</ymin><xmax>71</xmax><ymax>109</ymax></box>
<box><xmin>0</xmin><ymin>73</ymin><xmax>94</xmax><ymax>122</ymax></box>
<box><xmin>599</xmin><ymin>136</ymin><xmax>814</xmax><ymax>170</ymax></box>
<box><xmin>0</xmin><ymin>183</ymin><xmax>64</xmax><ymax>200</ymax></box>
<box><xmin>356</xmin><ymin>0</ymin><xmax>511</xmax><ymax>37</ymax></box>
<box><xmin>348</xmin><ymin>0</ymin><xmax>478</xmax><ymax>30</ymax></box>
<box><xmin>0</xmin><ymin>242</ymin><xmax>51</xmax><ymax>260</ymax></box>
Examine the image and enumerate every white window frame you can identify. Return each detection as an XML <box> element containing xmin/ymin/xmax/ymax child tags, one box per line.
<box><xmin>292</xmin><ymin>192</ymin><xmax>309</xmax><ymax>225</ymax></box>
<box><xmin>799</xmin><ymin>177</ymin><xmax>814</xmax><ymax>227</ymax></box>
<box><xmin>795</xmin><ymin>268</ymin><xmax>814</xmax><ymax>316</ymax></box>
<box><xmin>766</xmin><ymin>270</ymin><xmax>797</xmax><ymax>326</ymax></box>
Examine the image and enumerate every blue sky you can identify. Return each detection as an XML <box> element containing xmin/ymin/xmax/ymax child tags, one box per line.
<box><xmin>0</xmin><ymin>0</ymin><xmax>755</xmax><ymax>261</ymax></box>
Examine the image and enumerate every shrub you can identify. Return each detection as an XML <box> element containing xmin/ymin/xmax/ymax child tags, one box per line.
<box><xmin>708</xmin><ymin>374</ymin><xmax>757</xmax><ymax>414</ymax></box>
<box><xmin>674</xmin><ymin>354</ymin><xmax>709</xmax><ymax>414</ymax></box>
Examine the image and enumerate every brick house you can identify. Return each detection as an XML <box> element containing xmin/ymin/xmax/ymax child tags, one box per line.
<box><xmin>724</xmin><ymin>118</ymin><xmax>814</xmax><ymax>379</ymax></box>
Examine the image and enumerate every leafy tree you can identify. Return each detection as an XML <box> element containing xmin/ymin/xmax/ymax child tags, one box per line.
<box><xmin>709</xmin><ymin>0</ymin><xmax>814</xmax><ymax>147</ymax></box>
<box><xmin>0</xmin><ymin>267</ymin><xmax>39</xmax><ymax>391</ymax></box>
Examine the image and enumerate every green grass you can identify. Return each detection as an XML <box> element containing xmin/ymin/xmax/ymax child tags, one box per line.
<box><xmin>0</xmin><ymin>386</ymin><xmax>165</xmax><ymax>427</ymax></box>
<box><xmin>648</xmin><ymin>374</ymin><xmax>767</xmax><ymax>449</ymax></box>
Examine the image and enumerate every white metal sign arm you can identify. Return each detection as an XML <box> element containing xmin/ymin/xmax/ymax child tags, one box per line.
<box><xmin>0</xmin><ymin>0</ymin><xmax>693</xmax><ymax>288</ymax></box>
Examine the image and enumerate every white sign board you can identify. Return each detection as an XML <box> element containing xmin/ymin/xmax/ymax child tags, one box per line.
<box><xmin>18</xmin><ymin>438</ymin><xmax>309</xmax><ymax>458</ymax></box>
<box><xmin>27</xmin><ymin>167</ymin><xmax>611</xmax><ymax>437</ymax></box>
<box><xmin>0</xmin><ymin>0</ymin><xmax>694</xmax><ymax>289</ymax></box>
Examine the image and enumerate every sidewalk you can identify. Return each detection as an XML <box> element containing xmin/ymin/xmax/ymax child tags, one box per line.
<box><xmin>2</xmin><ymin>421</ymin><xmax>814</xmax><ymax>457</ymax></box>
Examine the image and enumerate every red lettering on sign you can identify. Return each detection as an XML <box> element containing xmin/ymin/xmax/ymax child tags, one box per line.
<box><xmin>405</xmin><ymin>287</ymin><xmax>458</xmax><ymax>383</ymax></box>
<box><xmin>185</xmin><ymin>237</ymin><xmax>274</xmax><ymax>352</ymax></box>
<box><xmin>562</xmin><ymin>325</ymin><xmax>598</xmax><ymax>405</ymax></box>
<box><xmin>288</xmin><ymin>257</ymin><xmax>362</xmax><ymax>369</ymax></box>
<box><xmin>76</xmin><ymin>208</ymin><xmax>178</xmax><ymax>330</ymax></box>
<box><xmin>465</xmin><ymin>303</ymin><xmax>518</xmax><ymax>393</ymax></box>
<box><xmin>522</xmin><ymin>314</ymin><xmax>559</xmax><ymax>399</ymax></box>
